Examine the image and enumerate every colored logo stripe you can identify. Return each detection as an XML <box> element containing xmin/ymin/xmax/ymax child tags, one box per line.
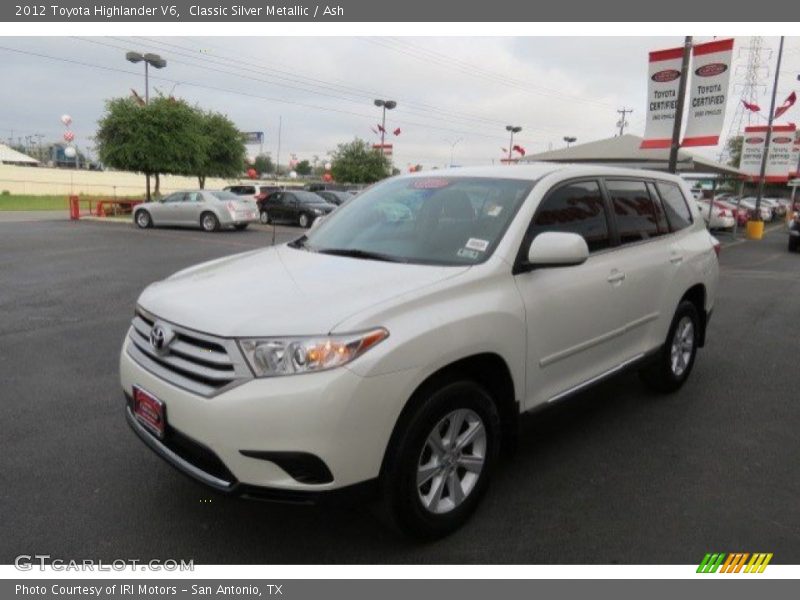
<box><xmin>697</xmin><ymin>553</ymin><xmax>773</xmax><ymax>573</ymax></box>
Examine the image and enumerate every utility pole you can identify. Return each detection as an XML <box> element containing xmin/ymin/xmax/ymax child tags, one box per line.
<box><xmin>668</xmin><ymin>36</ymin><xmax>693</xmax><ymax>174</ymax></box>
<box><xmin>755</xmin><ymin>36</ymin><xmax>785</xmax><ymax>219</ymax></box>
<box><xmin>276</xmin><ymin>116</ymin><xmax>282</xmax><ymax>178</ymax></box>
<box><xmin>616</xmin><ymin>108</ymin><xmax>633</xmax><ymax>136</ymax></box>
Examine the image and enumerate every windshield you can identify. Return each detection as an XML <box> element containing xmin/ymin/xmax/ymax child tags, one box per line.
<box><xmin>301</xmin><ymin>176</ymin><xmax>533</xmax><ymax>265</ymax></box>
<box><xmin>210</xmin><ymin>191</ymin><xmax>240</xmax><ymax>201</ymax></box>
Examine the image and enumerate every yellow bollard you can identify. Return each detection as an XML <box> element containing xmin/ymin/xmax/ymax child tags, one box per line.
<box><xmin>746</xmin><ymin>220</ymin><xmax>765</xmax><ymax>240</ymax></box>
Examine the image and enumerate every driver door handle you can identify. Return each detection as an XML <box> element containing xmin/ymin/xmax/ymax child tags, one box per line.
<box><xmin>607</xmin><ymin>270</ymin><xmax>626</xmax><ymax>284</ymax></box>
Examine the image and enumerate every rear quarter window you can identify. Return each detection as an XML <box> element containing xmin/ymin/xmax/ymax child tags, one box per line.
<box><xmin>656</xmin><ymin>182</ymin><xmax>693</xmax><ymax>231</ymax></box>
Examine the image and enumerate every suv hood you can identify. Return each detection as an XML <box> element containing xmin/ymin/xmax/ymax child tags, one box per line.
<box><xmin>137</xmin><ymin>245</ymin><xmax>469</xmax><ymax>337</ymax></box>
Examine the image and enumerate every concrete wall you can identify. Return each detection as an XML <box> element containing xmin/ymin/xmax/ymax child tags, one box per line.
<box><xmin>0</xmin><ymin>164</ymin><xmax>284</xmax><ymax>196</ymax></box>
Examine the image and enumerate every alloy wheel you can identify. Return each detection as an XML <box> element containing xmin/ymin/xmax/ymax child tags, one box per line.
<box><xmin>416</xmin><ymin>408</ymin><xmax>486</xmax><ymax>514</ymax></box>
<box><xmin>670</xmin><ymin>316</ymin><xmax>694</xmax><ymax>377</ymax></box>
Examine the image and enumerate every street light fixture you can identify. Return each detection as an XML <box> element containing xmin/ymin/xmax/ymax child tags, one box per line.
<box><xmin>126</xmin><ymin>51</ymin><xmax>167</xmax><ymax>104</ymax></box>
<box><xmin>126</xmin><ymin>51</ymin><xmax>167</xmax><ymax>201</ymax></box>
<box><xmin>505</xmin><ymin>125</ymin><xmax>522</xmax><ymax>163</ymax></box>
<box><xmin>374</xmin><ymin>99</ymin><xmax>397</xmax><ymax>157</ymax></box>
<box><xmin>563</xmin><ymin>136</ymin><xmax>577</xmax><ymax>147</ymax></box>
<box><xmin>447</xmin><ymin>137</ymin><xmax>463</xmax><ymax>167</ymax></box>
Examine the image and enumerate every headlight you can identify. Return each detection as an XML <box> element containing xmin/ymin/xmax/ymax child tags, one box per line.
<box><xmin>238</xmin><ymin>328</ymin><xmax>389</xmax><ymax>377</ymax></box>
<box><xmin>312</xmin><ymin>208</ymin><xmax>323</xmax><ymax>214</ymax></box>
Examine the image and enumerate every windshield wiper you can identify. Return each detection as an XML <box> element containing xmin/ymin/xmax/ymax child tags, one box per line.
<box><xmin>316</xmin><ymin>248</ymin><xmax>407</xmax><ymax>263</ymax></box>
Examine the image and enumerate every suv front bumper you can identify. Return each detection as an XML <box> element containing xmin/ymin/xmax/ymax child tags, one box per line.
<box><xmin>120</xmin><ymin>339</ymin><xmax>418</xmax><ymax>496</ymax></box>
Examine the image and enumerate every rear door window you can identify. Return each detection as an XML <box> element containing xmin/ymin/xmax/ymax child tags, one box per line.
<box><xmin>606</xmin><ymin>179</ymin><xmax>663</xmax><ymax>244</ymax></box>
<box><xmin>656</xmin><ymin>182</ymin><xmax>693</xmax><ymax>231</ymax></box>
<box><xmin>530</xmin><ymin>180</ymin><xmax>611</xmax><ymax>252</ymax></box>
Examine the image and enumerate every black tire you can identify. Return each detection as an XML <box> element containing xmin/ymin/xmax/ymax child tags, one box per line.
<box><xmin>134</xmin><ymin>210</ymin><xmax>152</xmax><ymax>229</ymax></box>
<box><xmin>639</xmin><ymin>300</ymin><xmax>700</xmax><ymax>393</ymax></box>
<box><xmin>381</xmin><ymin>379</ymin><xmax>501</xmax><ymax>540</ymax></box>
<box><xmin>200</xmin><ymin>212</ymin><xmax>219</xmax><ymax>232</ymax></box>
<box><xmin>298</xmin><ymin>213</ymin><xmax>311</xmax><ymax>228</ymax></box>
<box><xmin>789</xmin><ymin>236</ymin><xmax>799</xmax><ymax>252</ymax></box>
<box><xmin>259</xmin><ymin>210</ymin><xmax>270</xmax><ymax>225</ymax></box>
<box><xmin>234</xmin><ymin>224</ymin><xmax>249</xmax><ymax>231</ymax></box>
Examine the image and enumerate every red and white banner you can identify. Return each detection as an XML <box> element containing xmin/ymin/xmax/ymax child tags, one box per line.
<box><xmin>372</xmin><ymin>143</ymin><xmax>393</xmax><ymax>158</ymax></box>
<box><xmin>641</xmin><ymin>47</ymin><xmax>684</xmax><ymax>149</ymax></box>
<box><xmin>682</xmin><ymin>38</ymin><xmax>734</xmax><ymax>147</ymax></box>
<box><xmin>739</xmin><ymin>124</ymin><xmax>796</xmax><ymax>182</ymax></box>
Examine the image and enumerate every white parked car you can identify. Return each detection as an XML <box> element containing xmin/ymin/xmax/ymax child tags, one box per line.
<box><xmin>134</xmin><ymin>190</ymin><xmax>259</xmax><ymax>232</ymax></box>
<box><xmin>695</xmin><ymin>199</ymin><xmax>735</xmax><ymax>230</ymax></box>
<box><xmin>121</xmin><ymin>165</ymin><xmax>719</xmax><ymax>537</ymax></box>
<box><xmin>737</xmin><ymin>198</ymin><xmax>772</xmax><ymax>222</ymax></box>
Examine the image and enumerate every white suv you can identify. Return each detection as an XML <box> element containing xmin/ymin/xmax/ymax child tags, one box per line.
<box><xmin>121</xmin><ymin>164</ymin><xmax>719</xmax><ymax>538</ymax></box>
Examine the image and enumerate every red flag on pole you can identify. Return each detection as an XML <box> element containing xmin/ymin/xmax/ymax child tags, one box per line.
<box><xmin>774</xmin><ymin>91</ymin><xmax>797</xmax><ymax>119</ymax></box>
<box><xmin>393</xmin><ymin>127</ymin><xmax>401</xmax><ymax>136</ymax></box>
<box><xmin>742</xmin><ymin>100</ymin><xmax>761</xmax><ymax>112</ymax></box>
<box><xmin>513</xmin><ymin>145</ymin><xmax>526</xmax><ymax>156</ymax></box>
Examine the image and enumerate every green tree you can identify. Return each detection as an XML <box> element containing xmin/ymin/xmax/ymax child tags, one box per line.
<box><xmin>195</xmin><ymin>111</ymin><xmax>246</xmax><ymax>189</ymax></box>
<box><xmin>330</xmin><ymin>138</ymin><xmax>390</xmax><ymax>184</ymax></box>
<box><xmin>95</xmin><ymin>97</ymin><xmax>205</xmax><ymax>200</ymax></box>
<box><xmin>295</xmin><ymin>159</ymin><xmax>312</xmax><ymax>176</ymax></box>
<box><xmin>254</xmin><ymin>153</ymin><xmax>274</xmax><ymax>175</ymax></box>
<box><xmin>726</xmin><ymin>136</ymin><xmax>743</xmax><ymax>168</ymax></box>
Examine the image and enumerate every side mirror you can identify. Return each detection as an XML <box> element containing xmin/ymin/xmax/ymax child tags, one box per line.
<box><xmin>527</xmin><ymin>231</ymin><xmax>589</xmax><ymax>267</ymax></box>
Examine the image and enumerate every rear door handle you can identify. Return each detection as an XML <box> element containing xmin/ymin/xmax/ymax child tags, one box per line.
<box><xmin>607</xmin><ymin>271</ymin><xmax>626</xmax><ymax>284</ymax></box>
<box><xmin>670</xmin><ymin>254</ymin><xmax>684</xmax><ymax>265</ymax></box>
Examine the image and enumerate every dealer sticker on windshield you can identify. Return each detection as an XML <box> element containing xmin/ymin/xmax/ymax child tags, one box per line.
<box><xmin>465</xmin><ymin>238</ymin><xmax>490</xmax><ymax>252</ymax></box>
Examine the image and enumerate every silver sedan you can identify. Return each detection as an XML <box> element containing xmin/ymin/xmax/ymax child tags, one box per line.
<box><xmin>133</xmin><ymin>190</ymin><xmax>260</xmax><ymax>232</ymax></box>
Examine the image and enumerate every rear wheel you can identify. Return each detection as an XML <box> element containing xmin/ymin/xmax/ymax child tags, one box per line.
<box><xmin>298</xmin><ymin>213</ymin><xmax>311</xmax><ymax>228</ymax></box>
<box><xmin>260</xmin><ymin>210</ymin><xmax>270</xmax><ymax>225</ymax></box>
<box><xmin>200</xmin><ymin>212</ymin><xmax>219</xmax><ymax>232</ymax></box>
<box><xmin>135</xmin><ymin>210</ymin><xmax>152</xmax><ymax>229</ymax></box>
<box><xmin>639</xmin><ymin>300</ymin><xmax>700</xmax><ymax>393</ymax></box>
<box><xmin>382</xmin><ymin>379</ymin><xmax>501</xmax><ymax>539</ymax></box>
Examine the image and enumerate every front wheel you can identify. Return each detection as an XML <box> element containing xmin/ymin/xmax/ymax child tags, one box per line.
<box><xmin>382</xmin><ymin>379</ymin><xmax>501</xmax><ymax>539</ymax></box>
<box><xmin>298</xmin><ymin>213</ymin><xmax>311</xmax><ymax>228</ymax></box>
<box><xmin>200</xmin><ymin>212</ymin><xmax>219</xmax><ymax>232</ymax></box>
<box><xmin>135</xmin><ymin>210</ymin><xmax>152</xmax><ymax>229</ymax></box>
<box><xmin>259</xmin><ymin>210</ymin><xmax>270</xmax><ymax>225</ymax></box>
<box><xmin>639</xmin><ymin>300</ymin><xmax>700</xmax><ymax>393</ymax></box>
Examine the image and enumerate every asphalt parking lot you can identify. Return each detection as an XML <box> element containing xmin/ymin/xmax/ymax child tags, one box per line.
<box><xmin>1</xmin><ymin>217</ymin><xmax>799</xmax><ymax>564</ymax></box>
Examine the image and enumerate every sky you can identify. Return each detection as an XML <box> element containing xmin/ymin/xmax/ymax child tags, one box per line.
<box><xmin>1</xmin><ymin>35</ymin><xmax>800</xmax><ymax>170</ymax></box>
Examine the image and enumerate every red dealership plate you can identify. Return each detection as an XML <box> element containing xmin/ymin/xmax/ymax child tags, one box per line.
<box><xmin>132</xmin><ymin>386</ymin><xmax>166</xmax><ymax>439</ymax></box>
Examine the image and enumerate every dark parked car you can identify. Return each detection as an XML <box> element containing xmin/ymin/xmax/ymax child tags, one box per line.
<box><xmin>257</xmin><ymin>190</ymin><xmax>335</xmax><ymax>227</ymax></box>
<box><xmin>789</xmin><ymin>211</ymin><xmax>800</xmax><ymax>252</ymax></box>
<box><xmin>314</xmin><ymin>190</ymin><xmax>353</xmax><ymax>206</ymax></box>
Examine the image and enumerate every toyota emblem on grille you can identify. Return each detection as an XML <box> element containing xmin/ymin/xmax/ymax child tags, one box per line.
<box><xmin>149</xmin><ymin>322</ymin><xmax>174</xmax><ymax>355</ymax></box>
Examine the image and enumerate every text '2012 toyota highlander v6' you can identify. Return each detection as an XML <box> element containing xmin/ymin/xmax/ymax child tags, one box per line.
<box><xmin>121</xmin><ymin>164</ymin><xmax>719</xmax><ymax>538</ymax></box>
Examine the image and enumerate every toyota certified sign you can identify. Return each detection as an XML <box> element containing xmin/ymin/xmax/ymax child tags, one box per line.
<box><xmin>682</xmin><ymin>38</ymin><xmax>734</xmax><ymax>147</ymax></box>
<box><xmin>695</xmin><ymin>63</ymin><xmax>727</xmax><ymax>77</ymax></box>
<box><xmin>773</xmin><ymin>136</ymin><xmax>793</xmax><ymax>144</ymax></box>
<box><xmin>651</xmin><ymin>69</ymin><xmax>681</xmax><ymax>82</ymax></box>
<box><xmin>746</xmin><ymin>137</ymin><xmax>765</xmax><ymax>144</ymax></box>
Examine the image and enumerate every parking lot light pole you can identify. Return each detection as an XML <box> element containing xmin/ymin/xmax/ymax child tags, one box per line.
<box><xmin>126</xmin><ymin>51</ymin><xmax>167</xmax><ymax>201</ymax></box>
<box><xmin>374</xmin><ymin>99</ymin><xmax>397</xmax><ymax>157</ymax></box>
<box><xmin>563</xmin><ymin>136</ymin><xmax>577</xmax><ymax>148</ymax></box>
<box><xmin>506</xmin><ymin>125</ymin><xmax>522</xmax><ymax>163</ymax></box>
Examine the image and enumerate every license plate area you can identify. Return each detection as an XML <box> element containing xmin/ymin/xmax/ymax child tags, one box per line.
<box><xmin>132</xmin><ymin>386</ymin><xmax>166</xmax><ymax>439</ymax></box>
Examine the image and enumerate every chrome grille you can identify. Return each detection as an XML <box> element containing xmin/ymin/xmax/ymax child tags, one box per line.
<box><xmin>127</xmin><ymin>309</ymin><xmax>251</xmax><ymax>396</ymax></box>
